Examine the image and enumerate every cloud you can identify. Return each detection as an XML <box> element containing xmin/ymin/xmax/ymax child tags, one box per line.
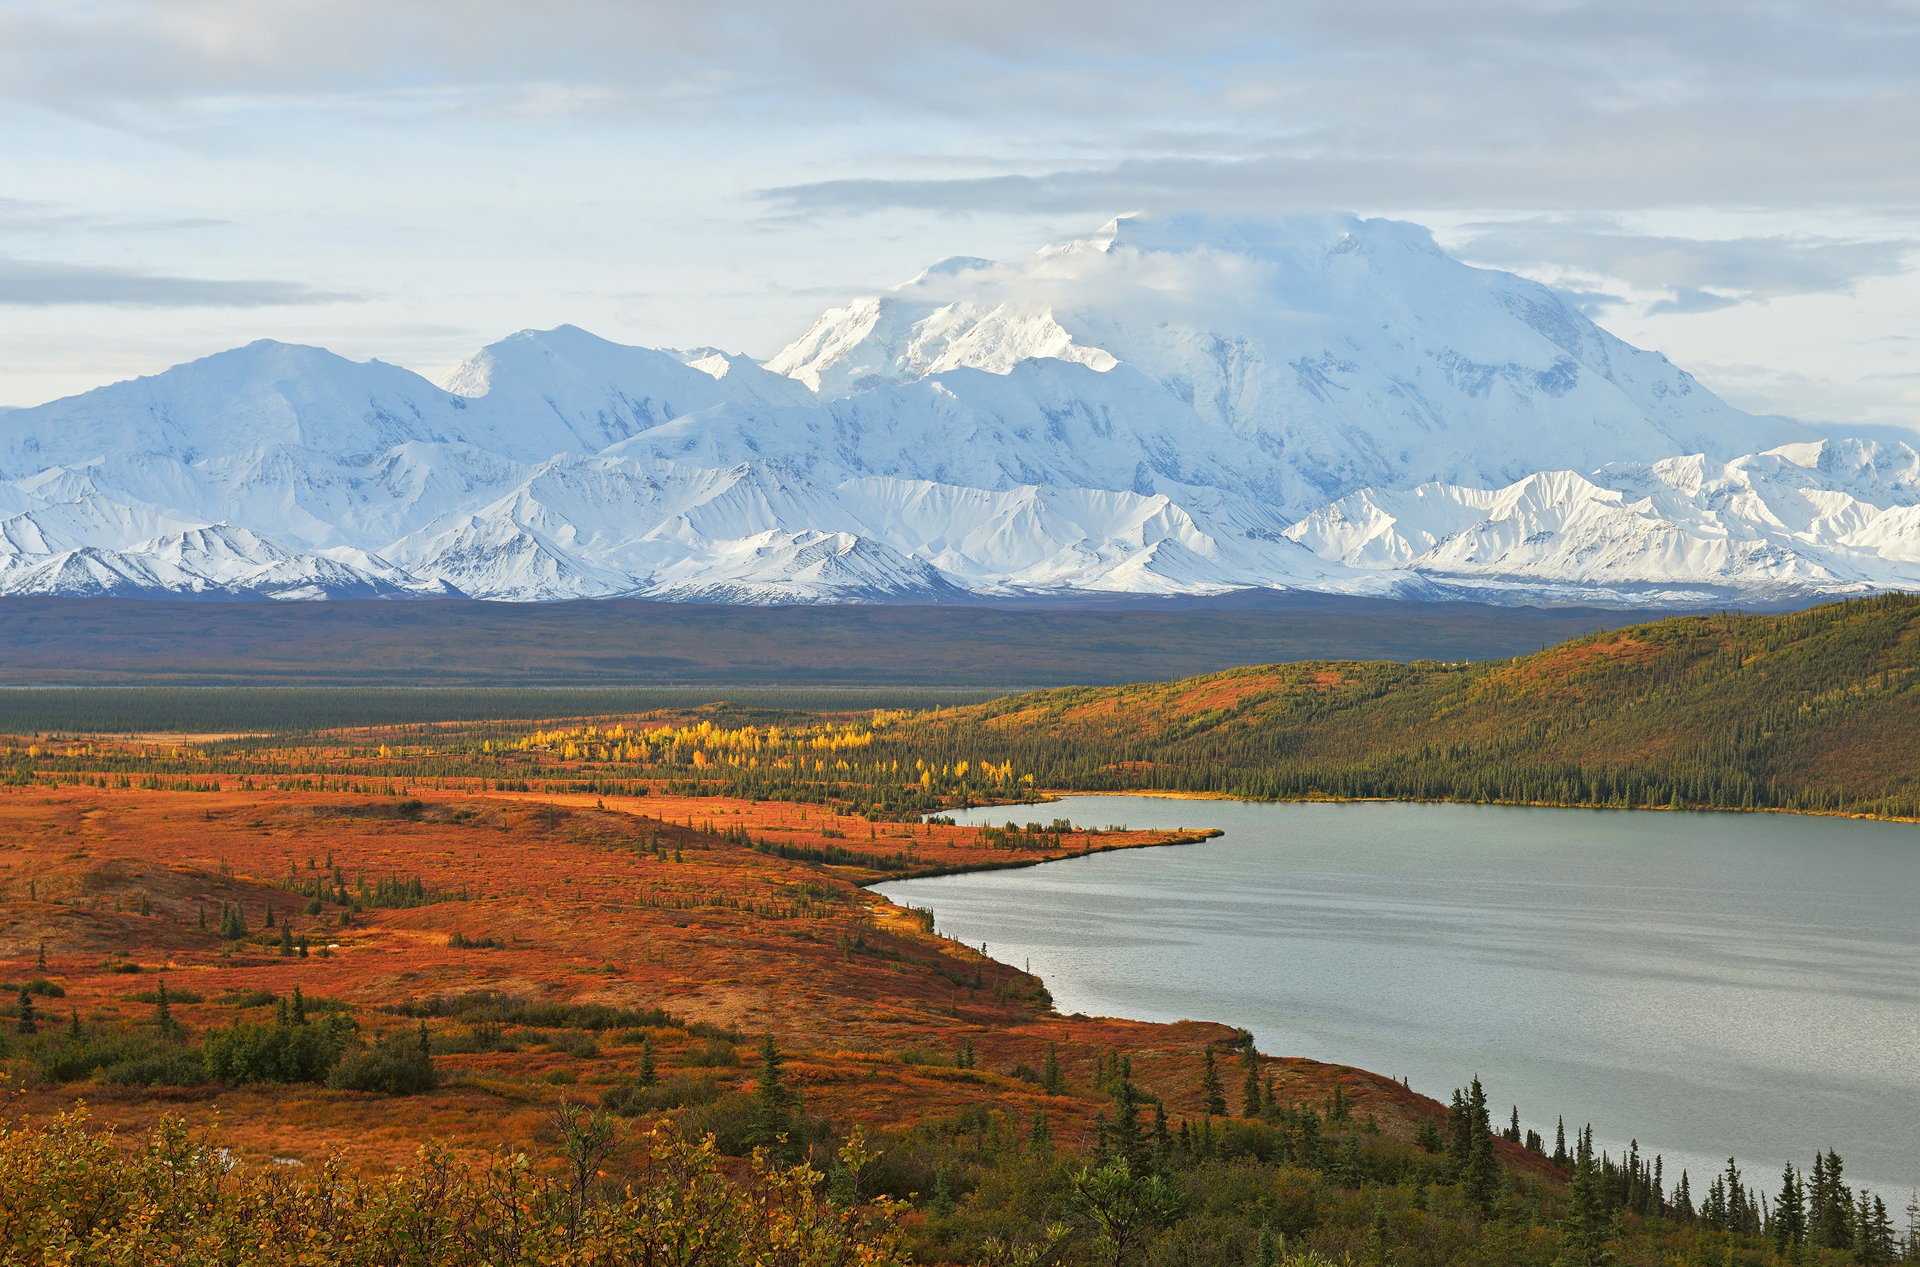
<box><xmin>0</xmin><ymin>259</ymin><xmax>360</xmax><ymax>308</ymax></box>
<box><xmin>4</xmin><ymin>1</ymin><xmax>1917</xmax><ymax>218</ymax></box>
<box><xmin>1442</xmin><ymin>218</ymin><xmax>1915</xmax><ymax>316</ymax></box>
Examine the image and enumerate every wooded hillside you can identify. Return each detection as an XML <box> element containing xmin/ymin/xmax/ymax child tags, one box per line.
<box><xmin>892</xmin><ymin>594</ymin><xmax>1920</xmax><ymax>819</ymax></box>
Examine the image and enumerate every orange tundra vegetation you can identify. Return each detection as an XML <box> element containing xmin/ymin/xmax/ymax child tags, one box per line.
<box><xmin>0</xmin><ymin>781</ymin><xmax>1478</xmax><ymax>1177</ymax></box>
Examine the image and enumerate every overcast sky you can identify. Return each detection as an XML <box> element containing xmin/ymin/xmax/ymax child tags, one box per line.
<box><xmin>2</xmin><ymin>0</ymin><xmax>1915</xmax><ymax>433</ymax></box>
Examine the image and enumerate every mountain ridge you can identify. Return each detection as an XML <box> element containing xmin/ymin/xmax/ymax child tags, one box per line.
<box><xmin>0</xmin><ymin>213</ymin><xmax>1911</xmax><ymax>606</ymax></box>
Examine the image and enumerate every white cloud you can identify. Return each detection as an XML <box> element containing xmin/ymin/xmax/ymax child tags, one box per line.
<box><xmin>0</xmin><ymin>258</ymin><xmax>359</xmax><ymax>307</ymax></box>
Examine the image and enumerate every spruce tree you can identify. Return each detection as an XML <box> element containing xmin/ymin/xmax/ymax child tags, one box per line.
<box><xmin>1108</xmin><ymin>1077</ymin><xmax>1145</xmax><ymax>1170</ymax></box>
<box><xmin>1041</xmin><ymin>1042</ymin><xmax>1066</xmax><ymax>1096</ymax></box>
<box><xmin>264</xmin><ymin>904</ymin><xmax>275</xmax><ymax>928</ymax></box>
<box><xmin>1199</xmin><ymin>1049</ymin><xmax>1226</xmax><ymax>1117</ymax></box>
<box><xmin>1774</xmin><ymin>1162</ymin><xmax>1806</xmax><ymax>1255</ymax></box>
<box><xmin>36</xmin><ymin>941</ymin><xmax>46</xmax><ymax>970</ymax></box>
<box><xmin>748</xmin><ymin>1034</ymin><xmax>791</xmax><ymax>1147</ymax></box>
<box><xmin>67</xmin><ymin>1006</ymin><xmax>82</xmax><ymax>1039</ymax></box>
<box><xmin>1368</xmin><ymin>1202</ymin><xmax>1395</xmax><ymax>1266</ymax></box>
<box><xmin>638</xmin><ymin>1034</ymin><xmax>657</xmax><ymax>1087</ymax></box>
<box><xmin>1559</xmin><ymin>1129</ymin><xmax>1617</xmax><ymax>1266</ymax></box>
<box><xmin>1241</xmin><ymin>1045</ymin><xmax>1262</xmax><ymax>1118</ymax></box>
<box><xmin>14</xmin><ymin>986</ymin><xmax>36</xmax><ymax>1035</ymax></box>
<box><xmin>1028</xmin><ymin>1107</ymin><xmax>1051</xmax><ymax>1153</ymax></box>
<box><xmin>153</xmin><ymin>980</ymin><xmax>178</xmax><ymax>1039</ymax></box>
<box><xmin>1464</xmin><ymin>1114</ymin><xmax>1500</xmax><ymax>1218</ymax></box>
<box><xmin>1673</xmin><ymin>1171</ymin><xmax>1695</xmax><ymax>1222</ymax></box>
<box><xmin>1553</xmin><ymin>1116</ymin><xmax>1569</xmax><ymax>1168</ymax></box>
<box><xmin>279</xmin><ymin>924</ymin><xmax>295</xmax><ymax>956</ymax></box>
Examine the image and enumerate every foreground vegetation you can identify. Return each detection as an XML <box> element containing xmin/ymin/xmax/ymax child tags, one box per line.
<box><xmin>0</xmin><ymin>1105</ymin><xmax>909</xmax><ymax>1266</ymax></box>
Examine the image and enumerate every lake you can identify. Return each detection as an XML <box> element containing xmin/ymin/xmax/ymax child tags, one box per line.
<box><xmin>873</xmin><ymin>797</ymin><xmax>1920</xmax><ymax>1198</ymax></box>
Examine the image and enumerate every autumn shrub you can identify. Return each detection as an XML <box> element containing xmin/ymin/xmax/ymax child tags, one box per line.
<box><xmin>126</xmin><ymin>987</ymin><xmax>204</xmax><ymax>1005</ymax></box>
<box><xmin>0</xmin><ymin>1109</ymin><xmax>909</xmax><ymax>1265</ymax></box>
<box><xmin>681</xmin><ymin>1038</ymin><xmax>737</xmax><ymax>1068</ymax></box>
<box><xmin>386</xmin><ymin>990</ymin><xmax>678</xmax><ymax>1034</ymax></box>
<box><xmin>0</xmin><ymin>980</ymin><xmax>65</xmax><ymax>1000</ymax></box>
<box><xmin>97</xmin><ymin>1047</ymin><xmax>210</xmax><ymax>1087</ymax></box>
<box><xmin>542</xmin><ymin>1030</ymin><xmax>599</xmax><ymax>1059</ymax></box>
<box><xmin>327</xmin><ymin>1026</ymin><xmax>438</xmax><ymax>1095</ymax></box>
<box><xmin>22</xmin><ymin>1029</ymin><xmax>188</xmax><ymax>1085</ymax></box>
<box><xmin>202</xmin><ymin>1015</ymin><xmax>349</xmax><ymax>1085</ymax></box>
<box><xmin>600</xmin><ymin>1072</ymin><xmax>721</xmax><ymax>1117</ymax></box>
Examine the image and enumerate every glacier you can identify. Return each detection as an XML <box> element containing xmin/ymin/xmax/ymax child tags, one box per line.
<box><xmin>0</xmin><ymin>212</ymin><xmax>1914</xmax><ymax>606</ymax></box>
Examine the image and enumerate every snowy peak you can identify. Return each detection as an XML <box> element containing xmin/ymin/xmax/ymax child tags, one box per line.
<box><xmin>763</xmin><ymin>295</ymin><xmax>1115</xmax><ymax>396</ymax></box>
<box><xmin>0</xmin><ymin>213</ymin><xmax>1910</xmax><ymax>606</ymax></box>
<box><xmin>766</xmin><ymin>213</ymin><xmax>1810</xmax><ymax>511</ymax></box>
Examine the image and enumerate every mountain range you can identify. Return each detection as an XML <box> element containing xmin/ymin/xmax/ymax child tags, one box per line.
<box><xmin>2</xmin><ymin>212</ymin><xmax>1915</xmax><ymax>606</ymax></box>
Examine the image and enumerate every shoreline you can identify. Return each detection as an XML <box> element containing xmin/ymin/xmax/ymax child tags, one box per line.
<box><xmin>1017</xmin><ymin>788</ymin><xmax>1920</xmax><ymax>826</ymax></box>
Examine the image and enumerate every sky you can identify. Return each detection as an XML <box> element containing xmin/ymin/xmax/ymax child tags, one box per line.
<box><xmin>1</xmin><ymin>0</ymin><xmax>1916</xmax><ymax>435</ymax></box>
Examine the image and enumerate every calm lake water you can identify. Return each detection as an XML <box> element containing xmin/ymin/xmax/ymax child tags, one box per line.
<box><xmin>873</xmin><ymin>797</ymin><xmax>1920</xmax><ymax>1197</ymax></box>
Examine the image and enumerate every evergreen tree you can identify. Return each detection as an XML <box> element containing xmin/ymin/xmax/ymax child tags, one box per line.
<box><xmin>1254</xmin><ymin>1226</ymin><xmax>1278</xmax><ymax>1267</ymax></box>
<box><xmin>1505</xmin><ymin>1105</ymin><xmax>1521</xmax><ymax>1143</ymax></box>
<box><xmin>1673</xmin><ymin>1170</ymin><xmax>1695</xmax><ymax>1223</ymax></box>
<box><xmin>15</xmin><ymin>986</ymin><xmax>37</xmax><ymax>1035</ymax></box>
<box><xmin>291</xmin><ymin>986</ymin><xmax>307</xmax><ymax>1026</ymax></box>
<box><xmin>638</xmin><ymin>1034</ymin><xmax>657</xmax><ymax>1087</ymax></box>
<box><xmin>1041</xmin><ymin>1042</ymin><xmax>1067</xmax><ymax>1096</ymax></box>
<box><xmin>1866</xmin><ymin>1194</ymin><xmax>1897</xmax><ymax>1265</ymax></box>
<box><xmin>1240</xmin><ymin>1045</ymin><xmax>1262</xmax><ymax>1118</ymax></box>
<box><xmin>264</xmin><ymin>904</ymin><xmax>275</xmax><ymax>929</ymax></box>
<box><xmin>1553</xmin><ymin>1116</ymin><xmax>1569</xmax><ymax>1168</ymax></box>
<box><xmin>197</xmin><ymin>906</ymin><xmax>206</xmax><ymax>931</ymax></box>
<box><xmin>1150</xmin><ymin>1101</ymin><xmax>1170</xmax><ymax>1175</ymax></box>
<box><xmin>36</xmin><ymin>941</ymin><xmax>46</xmax><ymax>970</ymax></box>
<box><xmin>1773</xmin><ymin>1162</ymin><xmax>1806</xmax><ymax>1255</ymax></box>
<box><xmin>1812</xmin><ymin>1150</ymin><xmax>1854</xmax><ymax>1251</ymax></box>
<box><xmin>1368</xmin><ymin>1201</ymin><xmax>1395</xmax><ymax>1266</ymax></box>
<box><xmin>279</xmin><ymin>924</ymin><xmax>295</xmax><ymax>956</ymax></box>
<box><xmin>153</xmin><ymin>980</ymin><xmax>180</xmax><ymax>1040</ymax></box>
<box><xmin>1029</xmin><ymin>1107</ymin><xmax>1052</xmax><ymax>1153</ymax></box>
<box><xmin>1199</xmin><ymin>1049</ymin><xmax>1226</xmax><ymax>1117</ymax></box>
<box><xmin>748</xmin><ymin>1034</ymin><xmax>791</xmax><ymax>1147</ymax></box>
<box><xmin>1107</xmin><ymin>1074</ymin><xmax>1146</xmax><ymax>1171</ymax></box>
<box><xmin>1560</xmin><ymin>1129</ymin><xmax>1618</xmax><ymax>1266</ymax></box>
<box><xmin>1463</xmin><ymin>1097</ymin><xmax>1500</xmax><ymax>1217</ymax></box>
<box><xmin>66</xmin><ymin>1007</ymin><xmax>81</xmax><ymax>1040</ymax></box>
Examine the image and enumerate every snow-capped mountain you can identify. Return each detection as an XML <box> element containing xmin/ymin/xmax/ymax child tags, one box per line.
<box><xmin>0</xmin><ymin>213</ymin><xmax>1913</xmax><ymax>606</ymax></box>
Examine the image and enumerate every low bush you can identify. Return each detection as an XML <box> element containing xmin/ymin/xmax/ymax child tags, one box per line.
<box><xmin>0</xmin><ymin>979</ymin><xmax>66</xmax><ymax>999</ymax></box>
<box><xmin>98</xmin><ymin>1047</ymin><xmax>210</xmax><ymax>1087</ymax></box>
<box><xmin>328</xmin><ymin>1026</ymin><xmax>438</xmax><ymax>1095</ymax></box>
<box><xmin>681</xmin><ymin>1038</ymin><xmax>737</xmax><ymax>1068</ymax></box>
<box><xmin>203</xmin><ymin>1014</ymin><xmax>351</xmax><ymax>1085</ymax></box>
<box><xmin>385</xmin><ymin>990</ymin><xmax>681</xmax><ymax>1033</ymax></box>
<box><xmin>600</xmin><ymin>1072</ymin><xmax>721</xmax><ymax>1117</ymax></box>
<box><xmin>126</xmin><ymin>987</ymin><xmax>204</xmax><ymax>1005</ymax></box>
<box><xmin>543</xmin><ymin>1030</ymin><xmax>598</xmax><ymax>1059</ymax></box>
